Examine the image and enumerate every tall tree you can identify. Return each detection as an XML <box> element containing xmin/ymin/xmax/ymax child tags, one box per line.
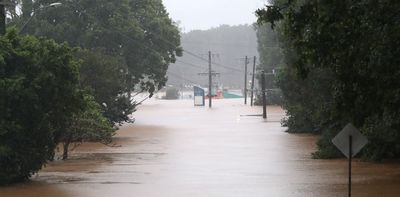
<box><xmin>21</xmin><ymin>0</ymin><xmax>182</xmax><ymax>95</ymax></box>
<box><xmin>14</xmin><ymin>0</ymin><xmax>182</xmax><ymax>123</ymax></box>
<box><xmin>77</xmin><ymin>49</ymin><xmax>134</xmax><ymax>124</ymax></box>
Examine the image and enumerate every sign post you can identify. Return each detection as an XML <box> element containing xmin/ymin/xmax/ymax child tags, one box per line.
<box><xmin>332</xmin><ymin>123</ymin><xmax>368</xmax><ymax>197</ymax></box>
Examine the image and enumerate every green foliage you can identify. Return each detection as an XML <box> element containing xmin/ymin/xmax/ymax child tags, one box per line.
<box><xmin>0</xmin><ymin>29</ymin><xmax>82</xmax><ymax>184</ymax></box>
<box><xmin>1</xmin><ymin>0</ymin><xmax>182</xmax><ymax>185</ymax></box>
<box><xmin>277</xmin><ymin>67</ymin><xmax>337</xmax><ymax>134</ymax></box>
<box><xmin>312</xmin><ymin>129</ymin><xmax>342</xmax><ymax>159</ymax></box>
<box><xmin>254</xmin><ymin>89</ymin><xmax>283</xmax><ymax>106</ymax></box>
<box><xmin>361</xmin><ymin>112</ymin><xmax>400</xmax><ymax>161</ymax></box>
<box><xmin>18</xmin><ymin>0</ymin><xmax>182</xmax><ymax>96</ymax></box>
<box><xmin>11</xmin><ymin>0</ymin><xmax>182</xmax><ymax>124</ymax></box>
<box><xmin>256</xmin><ymin>6</ymin><xmax>284</xmax><ymax>29</ymax></box>
<box><xmin>254</xmin><ymin>23</ymin><xmax>284</xmax><ymax>106</ymax></box>
<box><xmin>255</xmin><ymin>24</ymin><xmax>283</xmax><ymax>73</ymax></box>
<box><xmin>60</xmin><ymin>94</ymin><xmax>116</xmax><ymax>160</ymax></box>
<box><xmin>77</xmin><ymin>49</ymin><xmax>135</xmax><ymax>124</ymax></box>
<box><xmin>257</xmin><ymin>0</ymin><xmax>400</xmax><ymax>160</ymax></box>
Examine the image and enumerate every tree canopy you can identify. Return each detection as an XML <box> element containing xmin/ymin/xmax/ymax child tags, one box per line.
<box><xmin>0</xmin><ymin>29</ymin><xmax>83</xmax><ymax>184</ymax></box>
<box><xmin>257</xmin><ymin>0</ymin><xmax>400</xmax><ymax>160</ymax></box>
<box><xmin>60</xmin><ymin>93</ymin><xmax>116</xmax><ymax>160</ymax></box>
<box><xmin>1</xmin><ymin>0</ymin><xmax>182</xmax><ymax>185</ymax></box>
<box><xmin>10</xmin><ymin>0</ymin><xmax>182</xmax><ymax>124</ymax></box>
<box><xmin>19</xmin><ymin>0</ymin><xmax>182</xmax><ymax>95</ymax></box>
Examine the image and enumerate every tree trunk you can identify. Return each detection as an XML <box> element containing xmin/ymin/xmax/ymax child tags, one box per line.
<box><xmin>62</xmin><ymin>141</ymin><xmax>70</xmax><ymax>160</ymax></box>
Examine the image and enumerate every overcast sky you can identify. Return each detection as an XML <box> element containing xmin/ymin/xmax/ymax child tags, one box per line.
<box><xmin>162</xmin><ymin>0</ymin><xmax>269</xmax><ymax>32</ymax></box>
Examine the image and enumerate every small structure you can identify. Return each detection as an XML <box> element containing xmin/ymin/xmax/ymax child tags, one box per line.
<box><xmin>193</xmin><ymin>86</ymin><xmax>205</xmax><ymax>106</ymax></box>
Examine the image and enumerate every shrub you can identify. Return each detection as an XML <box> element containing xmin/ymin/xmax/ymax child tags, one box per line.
<box><xmin>0</xmin><ymin>29</ymin><xmax>82</xmax><ymax>184</ymax></box>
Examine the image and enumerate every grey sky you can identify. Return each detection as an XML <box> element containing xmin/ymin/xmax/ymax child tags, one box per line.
<box><xmin>162</xmin><ymin>0</ymin><xmax>269</xmax><ymax>32</ymax></box>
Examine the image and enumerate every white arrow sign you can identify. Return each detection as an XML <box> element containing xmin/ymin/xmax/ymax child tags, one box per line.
<box><xmin>332</xmin><ymin>123</ymin><xmax>368</xmax><ymax>158</ymax></box>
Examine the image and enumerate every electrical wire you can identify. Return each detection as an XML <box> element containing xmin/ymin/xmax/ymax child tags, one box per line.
<box><xmin>182</xmin><ymin>50</ymin><xmax>245</xmax><ymax>72</ymax></box>
<box><xmin>167</xmin><ymin>72</ymin><xmax>199</xmax><ymax>85</ymax></box>
<box><xmin>175</xmin><ymin>59</ymin><xmax>205</xmax><ymax>70</ymax></box>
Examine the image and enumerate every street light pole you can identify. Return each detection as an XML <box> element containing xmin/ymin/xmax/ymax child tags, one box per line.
<box><xmin>250</xmin><ymin>56</ymin><xmax>256</xmax><ymax>106</ymax></box>
<box><xmin>19</xmin><ymin>2</ymin><xmax>62</xmax><ymax>34</ymax></box>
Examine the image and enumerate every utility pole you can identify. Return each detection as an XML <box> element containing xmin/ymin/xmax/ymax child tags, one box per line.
<box><xmin>0</xmin><ymin>0</ymin><xmax>6</xmax><ymax>35</ymax></box>
<box><xmin>261</xmin><ymin>71</ymin><xmax>267</xmax><ymax>119</ymax></box>
<box><xmin>244</xmin><ymin>56</ymin><xmax>248</xmax><ymax>105</ymax></box>
<box><xmin>250</xmin><ymin>56</ymin><xmax>256</xmax><ymax>106</ymax></box>
<box><xmin>208</xmin><ymin>51</ymin><xmax>212</xmax><ymax>108</ymax></box>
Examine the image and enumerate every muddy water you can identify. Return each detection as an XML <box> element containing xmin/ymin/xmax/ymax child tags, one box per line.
<box><xmin>1</xmin><ymin>99</ymin><xmax>400</xmax><ymax>197</ymax></box>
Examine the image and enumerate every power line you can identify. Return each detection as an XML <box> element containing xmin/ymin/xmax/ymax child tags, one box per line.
<box><xmin>49</xmin><ymin>2</ymin><xmax>248</xmax><ymax>85</ymax></box>
<box><xmin>69</xmin><ymin>2</ymin><xmax>246</xmax><ymax>74</ymax></box>
<box><xmin>183</xmin><ymin>50</ymin><xmax>245</xmax><ymax>72</ymax></box>
<box><xmin>184</xmin><ymin>41</ymin><xmax>281</xmax><ymax>49</ymax></box>
<box><xmin>184</xmin><ymin>41</ymin><xmax>257</xmax><ymax>48</ymax></box>
<box><xmin>175</xmin><ymin>59</ymin><xmax>205</xmax><ymax>70</ymax></box>
<box><xmin>64</xmin><ymin>2</ymin><xmax>168</xmax><ymax>59</ymax></box>
<box><xmin>167</xmin><ymin>72</ymin><xmax>199</xmax><ymax>85</ymax></box>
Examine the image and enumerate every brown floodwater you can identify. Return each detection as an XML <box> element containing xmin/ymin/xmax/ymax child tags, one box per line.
<box><xmin>1</xmin><ymin>99</ymin><xmax>400</xmax><ymax>197</ymax></box>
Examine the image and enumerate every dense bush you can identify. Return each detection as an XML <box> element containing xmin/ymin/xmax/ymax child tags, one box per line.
<box><xmin>60</xmin><ymin>94</ymin><xmax>116</xmax><ymax>160</ymax></box>
<box><xmin>77</xmin><ymin>49</ymin><xmax>136</xmax><ymax>125</ymax></box>
<box><xmin>254</xmin><ymin>89</ymin><xmax>283</xmax><ymax>106</ymax></box>
<box><xmin>257</xmin><ymin>0</ymin><xmax>400</xmax><ymax>160</ymax></box>
<box><xmin>0</xmin><ymin>30</ymin><xmax>82</xmax><ymax>184</ymax></box>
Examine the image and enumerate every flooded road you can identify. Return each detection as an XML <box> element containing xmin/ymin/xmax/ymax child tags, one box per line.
<box><xmin>1</xmin><ymin>99</ymin><xmax>400</xmax><ymax>196</ymax></box>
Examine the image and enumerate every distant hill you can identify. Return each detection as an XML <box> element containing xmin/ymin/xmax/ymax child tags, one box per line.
<box><xmin>167</xmin><ymin>24</ymin><xmax>258</xmax><ymax>89</ymax></box>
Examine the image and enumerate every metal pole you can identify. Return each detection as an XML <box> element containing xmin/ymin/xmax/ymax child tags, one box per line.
<box><xmin>262</xmin><ymin>71</ymin><xmax>266</xmax><ymax>119</ymax></box>
<box><xmin>208</xmin><ymin>51</ymin><xmax>212</xmax><ymax>108</ymax></box>
<box><xmin>0</xmin><ymin>2</ymin><xmax>5</xmax><ymax>35</ymax></box>
<box><xmin>244</xmin><ymin>56</ymin><xmax>248</xmax><ymax>105</ymax></box>
<box><xmin>349</xmin><ymin>135</ymin><xmax>352</xmax><ymax>197</ymax></box>
<box><xmin>250</xmin><ymin>56</ymin><xmax>256</xmax><ymax>106</ymax></box>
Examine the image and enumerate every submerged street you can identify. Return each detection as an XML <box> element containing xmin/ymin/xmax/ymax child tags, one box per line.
<box><xmin>1</xmin><ymin>99</ymin><xmax>400</xmax><ymax>197</ymax></box>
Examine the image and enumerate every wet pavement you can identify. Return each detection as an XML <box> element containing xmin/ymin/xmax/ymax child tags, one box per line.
<box><xmin>1</xmin><ymin>99</ymin><xmax>400</xmax><ymax>197</ymax></box>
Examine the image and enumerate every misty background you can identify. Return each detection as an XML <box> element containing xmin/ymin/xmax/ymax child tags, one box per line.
<box><xmin>163</xmin><ymin>0</ymin><xmax>266</xmax><ymax>89</ymax></box>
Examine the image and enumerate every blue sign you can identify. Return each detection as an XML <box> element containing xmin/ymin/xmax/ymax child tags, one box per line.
<box><xmin>194</xmin><ymin>86</ymin><xmax>205</xmax><ymax>106</ymax></box>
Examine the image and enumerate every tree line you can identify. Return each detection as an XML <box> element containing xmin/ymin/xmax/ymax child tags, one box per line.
<box><xmin>0</xmin><ymin>0</ymin><xmax>181</xmax><ymax>184</ymax></box>
<box><xmin>256</xmin><ymin>0</ymin><xmax>400</xmax><ymax>160</ymax></box>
